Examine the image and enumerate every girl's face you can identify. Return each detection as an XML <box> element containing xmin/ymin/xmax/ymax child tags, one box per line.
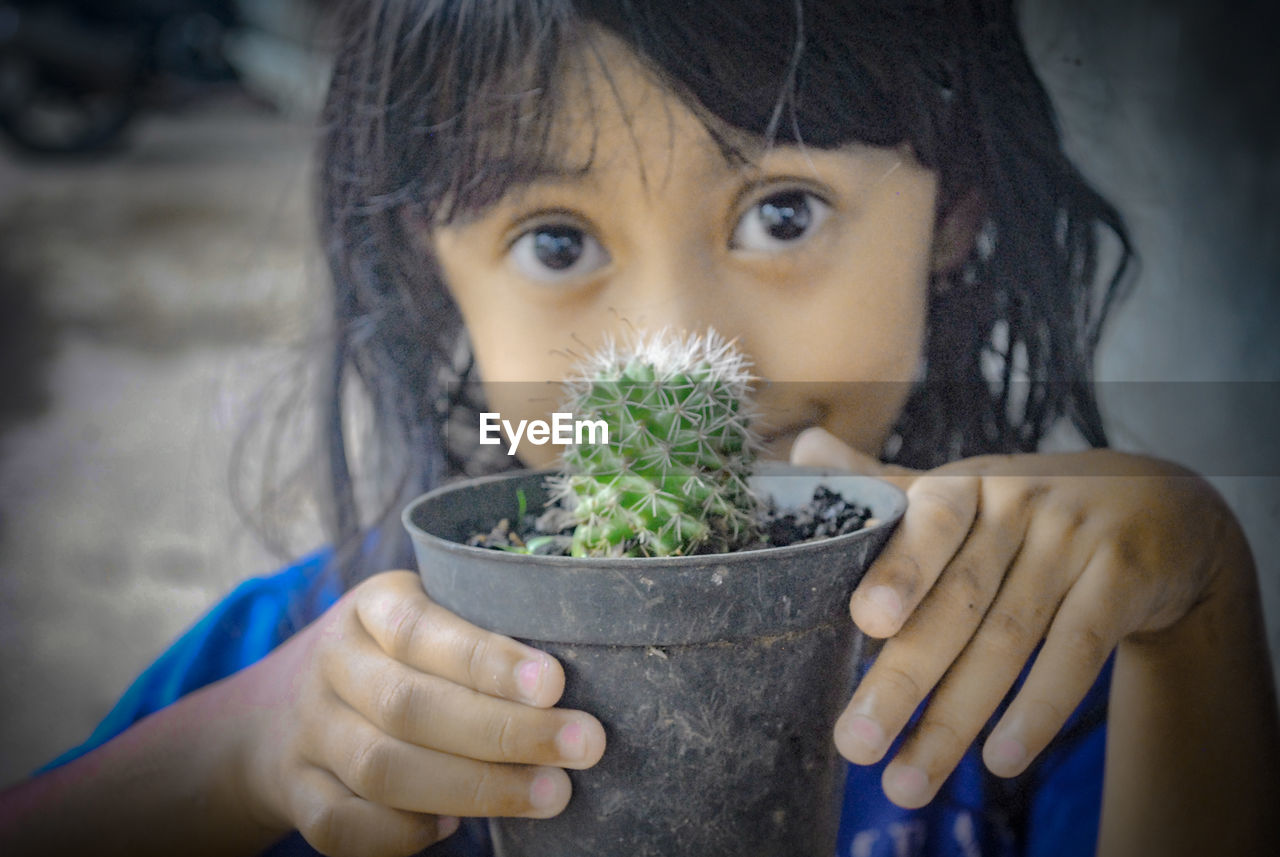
<box><xmin>430</xmin><ymin>35</ymin><xmax>970</xmax><ymax>467</ymax></box>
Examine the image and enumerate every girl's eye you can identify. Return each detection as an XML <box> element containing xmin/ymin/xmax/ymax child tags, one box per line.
<box><xmin>509</xmin><ymin>224</ymin><xmax>610</xmax><ymax>282</ymax></box>
<box><xmin>731</xmin><ymin>189</ymin><xmax>830</xmax><ymax>252</ymax></box>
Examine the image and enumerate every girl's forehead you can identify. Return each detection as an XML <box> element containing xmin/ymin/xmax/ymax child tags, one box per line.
<box><xmin>558</xmin><ymin>44</ymin><xmax>734</xmax><ymax>167</ymax></box>
<box><xmin>500</xmin><ymin>31</ymin><xmax>768</xmax><ymax>198</ymax></box>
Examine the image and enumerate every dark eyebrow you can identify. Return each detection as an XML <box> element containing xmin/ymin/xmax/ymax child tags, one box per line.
<box><xmin>440</xmin><ymin>127</ymin><xmax>770</xmax><ymax>227</ymax></box>
<box><xmin>481</xmin><ymin>162</ymin><xmax>603</xmax><ymax>215</ymax></box>
<box><xmin>507</xmin><ymin>139</ymin><xmax>753</xmax><ymax>195</ymax></box>
<box><xmin>438</xmin><ymin>155</ymin><xmax>598</xmax><ymax>225</ymax></box>
<box><xmin>512</xmin><ymin>162</ymin><xmax>600</xmax><ymax>190</ymax></box>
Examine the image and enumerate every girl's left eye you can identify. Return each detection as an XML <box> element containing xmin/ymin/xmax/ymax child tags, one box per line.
<box><xmin>731</xmin><ymin>189</ymin><xmax>831</xmax><ymax>252</ymax></box>
<box><xmin>508</xmin><ymin>223</ymin><xmax>610</xmax><ymax>282</ymax></box>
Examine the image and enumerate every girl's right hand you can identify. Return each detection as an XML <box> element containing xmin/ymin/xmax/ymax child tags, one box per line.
<box><xmin>230</xmin><ymin>570</ymin><xmax>606</xmax><ymax>857</ymax></box>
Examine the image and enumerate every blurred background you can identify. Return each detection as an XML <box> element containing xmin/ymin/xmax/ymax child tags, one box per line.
<box><xmin>1</xmin><ymin>0</ymin><xmax>1277</xmax><ymax>788</ymax></box>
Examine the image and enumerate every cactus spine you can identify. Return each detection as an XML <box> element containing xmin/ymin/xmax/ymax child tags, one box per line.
<box><xmin>552</xmin><ymin>328</ymin><xmax>761</xmax><ymax>557</ymax></box>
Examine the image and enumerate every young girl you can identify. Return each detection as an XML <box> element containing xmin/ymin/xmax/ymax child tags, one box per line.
<box><xmin>3</xmin><ymin>1</ymin><xmax>1277</xmax><ymax>855</ymax></box>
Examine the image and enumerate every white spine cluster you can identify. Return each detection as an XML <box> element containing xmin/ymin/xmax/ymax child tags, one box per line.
<box><xmin>550</xmin><ymin>327</ymin><xmax>762</xmax><ymax>557</ymax></box>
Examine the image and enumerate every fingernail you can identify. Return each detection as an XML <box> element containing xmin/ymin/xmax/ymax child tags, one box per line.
<box><xmin>863</xmin><ymin>585</ymin><xmax>902</xmax><ymax>626</ymax></box>
<box><xmin>839</xmin><ymin>714</ymin><xmax>885</xmax><ymax>758</ymax></box>
<box><xmin>885</xmin><ymin>764</ymin><xmax>930</xmax><ymax>806</ymax></box>
<box><xmin>516</xmin><ymin>658</ymin><xmax>544</xmax><ymax>700</ymax></box>
<box><xmin>791</xmin><ymin>427</ymin><xmax>835</xmax><ymax>465</ymax></box>
<box><xmin>529</xmin><ymin>771</ymin><xmax>561</xmax><ymax>810</ymax></box>
<box><xmin>557</xmin><ymin>721</ymin><xmax>586</xmax><ymax>762</ymax></box>
<box><xmin>437</xmin><ymin>816</ymin><xmax>461</xmax><ymax>838</ymax></box>
<box><xmin>986</xmin><ymin>734</ymin><xmax>1028</xmax><ymax>774</ymax></box>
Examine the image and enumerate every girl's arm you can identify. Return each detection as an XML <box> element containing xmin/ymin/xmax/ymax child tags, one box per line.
<box><xmin>0</xmin><ymin>571</ymin><xmax>606</xmax><ymax>857</ymax></box>
<box><xmin>791</xmin><ymin>428</ymin><xmax>1280</xmax><ymax>855</ymax></box>
<box><xmin>0</xmin><ymin>673</ymin><xmax>290</xmax><ymax>856</ymax></box>
<box><xmin>1102</xmin><ymin>523</ymin><xmax>1280</xmax><ymax>854</ymax></box>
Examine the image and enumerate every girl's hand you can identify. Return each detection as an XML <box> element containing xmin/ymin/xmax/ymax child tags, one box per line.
<box><xmin>791</xmin><ymin>428</ymin><xmax>1232</xmax><ymax>809</ymax></box>
<box><xmin>230</xmin><ymin>570</ymin><xmax>606</xmax><ymax>857</ymax></box>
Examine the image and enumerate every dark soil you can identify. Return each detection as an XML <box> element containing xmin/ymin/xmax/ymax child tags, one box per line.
<box><xmin>467</xmin><ymin>485</ymin><xmax>874</xmax><ymax>556</ymax></box>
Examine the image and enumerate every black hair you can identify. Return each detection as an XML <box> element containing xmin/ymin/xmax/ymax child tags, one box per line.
<box><xmin>305</xmin><ymin>0</ymin><xmax>1133</xmax><ymax>585</ymax></box>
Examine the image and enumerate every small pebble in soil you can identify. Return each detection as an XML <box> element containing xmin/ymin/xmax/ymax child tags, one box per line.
<box><xmin>758</xmin><ymin>485</ymin><xmax>872</xmax><ymax>547</ymax></box>
<box><xmin>466</xmin><ymin>518</ymin><xmax>524</xmax><ymax>550</ymax></box>
<box><xmin>470</xmin><ymin>485</ymin><xmax>873</xmax><ymax>556</ymax></box>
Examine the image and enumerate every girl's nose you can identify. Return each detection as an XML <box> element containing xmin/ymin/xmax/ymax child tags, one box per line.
<box><xmin>623</xmin><ymin>243</ymin><xmax>732</xmax><ymax>338</ymax></box>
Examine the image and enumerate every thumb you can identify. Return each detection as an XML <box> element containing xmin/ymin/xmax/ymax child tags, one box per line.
<box><xmin>788</xmin><ymin>427</ymin><xmax>919</xmax><ymax>490</ymax></box>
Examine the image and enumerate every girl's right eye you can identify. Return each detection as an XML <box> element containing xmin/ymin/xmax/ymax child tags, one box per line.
<box><xmin>731</xmin><ymin>189</ymin><xmax>830</xmax><ymax>253</ymax></box>
<box><xmin>508</xmin><ymin>224</ymin><xmax>610</xmax><ymax>283</ymax></box>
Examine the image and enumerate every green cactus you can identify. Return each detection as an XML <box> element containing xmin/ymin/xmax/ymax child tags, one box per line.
<box><xmin>550</xmin><ymin>328</ymin><xmax>762</xmax><ymax>557</ymax></box>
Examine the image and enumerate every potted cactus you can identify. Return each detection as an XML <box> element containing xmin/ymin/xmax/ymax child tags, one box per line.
<box><xmin>403</xmin><ymin>330</ymin><xmax>906</xmax><ymax>857</ymax></box>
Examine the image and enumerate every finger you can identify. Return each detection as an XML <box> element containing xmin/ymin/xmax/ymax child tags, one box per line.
<box><xmin>291</xmin><ymin>764</ymin><xmax>460</xmax><ymax>857</ymax></box>
<box><xmin>849</xmin><ymin>473</ymin><xmax>981</xmax><ymax>637</ymax></box>
<box><xmin>983</xmin><ymin>544</ymin><xmax>1131</xmax><ymax>778</ymax></box>
<box><xmin>329</xmin><ymin>628</ymin><xmax>605</xmax><ymax>770</ymax></box>
<box><xmin>789</xmin><ymin>427</ymin><xmax>918</xmax><ymax>490</ymax></box>
<box><xmin>318</xmin><ymin>700</ymin><xmax>573</xmax><ymax>819</ymax></box>
<box><xmin>876</xmin><ymin>501</ymin><xmax>1083</xmax><ymax>808</ymax></box>
<box><xmin>835</xmin><ymin>504</ymin><xmax>1023</xmax><ymax>765</ymax></box>
<box><xmin>354</xmin><ymin>570</ymin><xmax>564</xmax><ymax>708</ymax></box>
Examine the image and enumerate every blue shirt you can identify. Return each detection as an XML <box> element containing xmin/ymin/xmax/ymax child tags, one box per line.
<box><xmin>44</xmin><ymin>551</ymin><xmax>1109</xmax><ymax>856</ymax></box>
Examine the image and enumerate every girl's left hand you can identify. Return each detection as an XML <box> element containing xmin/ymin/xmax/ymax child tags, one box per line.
<box><xmin>791</xmin><ymin>427</ymin><xmax>1234</xmax><ymax>808</ymax></box>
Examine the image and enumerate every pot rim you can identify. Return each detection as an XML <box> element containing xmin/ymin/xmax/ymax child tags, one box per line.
<box><xmin>401</xmin><ymin>462</ymin><xmax>907</xmax><ymax>569</ymax></box>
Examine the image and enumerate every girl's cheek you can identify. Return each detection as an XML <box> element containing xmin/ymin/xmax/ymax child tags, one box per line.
<box><xmin>827</xmin><ymin>384</ymin><xmax>917</xmax><ymax>454</ymax></box>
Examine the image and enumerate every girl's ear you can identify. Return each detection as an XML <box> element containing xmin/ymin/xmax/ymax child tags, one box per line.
<box><xmin>930</xmin><ymin>189</ymin><xmax>984</xmax><ymax>274</ymax></box>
